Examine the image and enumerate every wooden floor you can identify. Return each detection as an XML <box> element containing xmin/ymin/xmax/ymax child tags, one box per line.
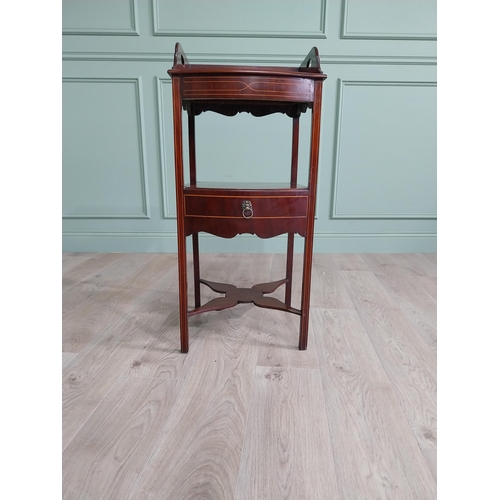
<box><xmin>62</xmin><ymin>252</ymin><xmax>437</xmax><ymax>500</ymax></box>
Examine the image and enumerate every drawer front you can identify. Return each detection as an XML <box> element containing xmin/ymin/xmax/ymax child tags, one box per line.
<box><xmin>185</xmin><ymin>195</ymin><xmax>308</xmax><ymax>219</ymax></box>
<box><xmin>182</xmin><ymin>76</ymin><xmax>314</xmax><ymax>103</ymax></box>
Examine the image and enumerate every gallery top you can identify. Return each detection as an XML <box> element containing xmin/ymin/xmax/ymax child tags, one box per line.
<box><xmin>167</xmin><ymin>43</ymin><xmax>326</xmax><ymax>116</ymax></box>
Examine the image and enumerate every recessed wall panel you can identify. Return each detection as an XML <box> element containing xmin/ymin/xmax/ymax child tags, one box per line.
<box><xmin>62</xmin><ymin>0</ymin><xmax>138</xmax><ymax>35</ymax></box>
<box><xmin>332</xmin><ymin>81</ymin><xmax>436</xmax><ymax>219</ymax></box>
<box><xmin>62</xmin><ymin>78</ymin><xmax>149</xmax><ymax>218</ymax></box>
<box><xmin>153</xmin><ymin>0</ymin><xmax>326</xmax><ymax>38</ymax></box>
<box><xmin>342</xmin><ymin>0</ymin><xmax>437</xmax><ymax>39</ymax></box>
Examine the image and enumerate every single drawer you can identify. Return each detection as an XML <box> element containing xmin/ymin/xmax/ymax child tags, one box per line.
<box><xmin>184</xmin><ymin>194</ymin><xmax>308</xmax><ymax>219</ymax></box>
<box><xmin>182</xmin><ymin>76</ymin><xmax>314</xmax><ymax>103</ymax></box>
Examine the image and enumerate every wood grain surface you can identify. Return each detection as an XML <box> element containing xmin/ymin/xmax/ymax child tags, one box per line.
<box><xmin>62</xmin><ymin>352</ymin><xmax>77</xmax><ymax>369</ymax></box>
<box><xmin>63</xmin><ymin>376</ymin><xmax>184</xmax><ymax>500</ymax></box>
<box><xmin>256</xmin><ymin>308</ymin><xmax>319</xmax><ymax>369</ymax></box>
<box><xmin>132</xmin><ymin>307</ymin><xmax>262</xmax><ymax>500</ymax></box>
<box><xmin>62</xmin><ymin>253</ymin><xmax>437</xmax><ymax>499</ymax></box>
<box><xmin>62</xmin><ymin>253</ymin><xmax>124</xmax><ymax>292</ymax></box>
<box><xmin>375</xmin><ymin>268</ymin><xmax>437</xmax><ymax>352</ymax></box>
<box><xmin>62</xmin><ymin>255</ymin><xmax>179</xmax><ymax>448</ymax></box>
<box><xmin>62</xmin><ymin>253</ymin><xmax>92</xmax><ymax>273</ymax></box>
<box><xmin>235</xmin><ymin>367</ymin><xmax>339</xmax><ymax>499</ymax></box>
<box><xmin>314</xmin><ymin>308</ymin><xmax>436</xmax><ymax>499</ymax></box>
<box><xmin>62</xmin><ymin>254</ymin><xmax>175</xmax><ymax>352</ymax></box>
<box><xmin>339</xmin><ymin>270</ymin><xmax>437</xmax><ymax>477</ymax></box>
<box><xmin>62</xmin><ymin>253</ymin><xmax>159</xmax><ymax>318</ymax></box>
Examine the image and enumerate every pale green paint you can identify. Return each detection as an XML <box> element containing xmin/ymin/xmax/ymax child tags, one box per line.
<box><xmin>342</xmin><ymin>0</ymin><xmax>437</xmax><ymax>39</ymax></box>
<box><xmin>62</xmin><ymin>78</ymin><xmax>149</xmax><ymax>218</ymax></box>
<box><xmin>62</xmin><ymin>231</ymin><xmax>437</xmax><ymax>254</ymax></box>
<box><xmin>62</xmin><ymin>0</ymin><xmax>138</xmax><ymax>35</ymax></box>
<box><xmin>153</xmin><ymin>0</ymin><xmax>326</xmax><ymax>38</ymax></box>
<box><xmin>62</xmin><ymin>0</ymin><xmax>436</xmax><ymax>253</ymax></box>
<box><xmin>188</xmin><ymin>113</ymin><xmax>310</xmax><ymax>186</ymax></box>
<box><xmin>333</xmin><ymin>81</ymin><xmax>437</xmax><ymax>218</ymax></box>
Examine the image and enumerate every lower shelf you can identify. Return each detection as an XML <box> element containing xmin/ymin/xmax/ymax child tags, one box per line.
<box><xmin>187</xmin><ymin>278</ymin><xmax>301</xmax><ymax>317</ymax></box>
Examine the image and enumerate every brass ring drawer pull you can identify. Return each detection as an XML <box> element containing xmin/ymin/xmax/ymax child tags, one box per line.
<box><xmin>241</xmin><ymin>200</ymin><xmax>253</xmax><ymax>219</ymax></box>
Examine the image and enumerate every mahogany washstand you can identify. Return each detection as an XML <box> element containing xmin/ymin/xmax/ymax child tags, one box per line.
<box><xmin>167</xmin><ymin>43</ymin><xmax>327</xmax><ymax>353</ymax></box>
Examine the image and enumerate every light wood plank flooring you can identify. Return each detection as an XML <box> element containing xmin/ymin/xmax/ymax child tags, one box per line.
<box><xmin>62</xmin><ymin>252</ymin><xmax>437</xmax><ymax>500</ymax></box>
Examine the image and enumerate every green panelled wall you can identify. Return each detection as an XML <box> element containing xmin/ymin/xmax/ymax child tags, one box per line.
<box><xmin>62</xmin><ymin>0</ymin><xmax>436</xmax><ymax>253</ymax></box>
